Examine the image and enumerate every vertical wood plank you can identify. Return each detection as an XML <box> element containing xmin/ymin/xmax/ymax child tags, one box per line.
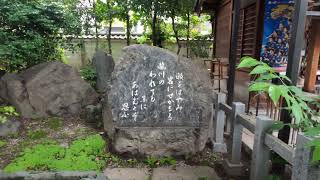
<box><xmin>304</xmin><ymin>20</ymin><xmax>320</xmax><ymax>92</ymax></box>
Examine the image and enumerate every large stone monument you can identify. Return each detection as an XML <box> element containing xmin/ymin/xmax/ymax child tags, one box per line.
<box><xmin>105</xmin><ymin>45</ymin><xmax>213</xmax><ymax>156</ymax></box>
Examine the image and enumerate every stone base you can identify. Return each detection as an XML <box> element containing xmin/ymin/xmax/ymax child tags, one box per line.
<box><xmin>113</xmin><ymin>127</ymin><xmax>208</xmax><ymax>156</ymax></box>
<box><xmin>222</xmin><ymin>159</ymin><xmax>244</xmax><ymax>176</ymax></box>
<box><xmin>213</xmin><ymin>142</ymin><xmax>227</xmax><ymax>153</ymax></box>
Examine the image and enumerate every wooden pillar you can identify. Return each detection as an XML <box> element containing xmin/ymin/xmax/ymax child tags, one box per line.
<box><xmin>227</xmin><ymin>0</ymin><xmax>241</xmax><ymax>105</ymax></box>
<box><xmin>279</xmin><ymin>0</ymin><xmax>308</xmax><ymax>143</ymax></box>
<box><xmin>285</xmin><ymin>0</ymin><xmax>308</xmax><ymax>86</ymax></box>
<box><xmin>304</xmin><ymin>20</ymin><xmax>320</xmax><ymax>92</ymax></box>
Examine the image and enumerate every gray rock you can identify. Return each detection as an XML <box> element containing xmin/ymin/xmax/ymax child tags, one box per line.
<box><xmin>107</xmin><ymin>45</ymin><xmax>213</xmax><ymax>156</ymax></box>
<box><xmin>0</xmin><ymin>61</ymin><xmax>99</xmax><ymax>119</ymax></box>
<box><xmin>113</xmin><ymin>128</ymin><xmax>208</xmax><ymax>156</ymax></box>
<box><xmin>92</xmin><ymin>51</ymin><xmax>115</xmax><ymax>93</ymax></box>
<box><xmin>0</xmin><ymin>119</ymin><xmax>21</xmax><ymax>137</ymax></box>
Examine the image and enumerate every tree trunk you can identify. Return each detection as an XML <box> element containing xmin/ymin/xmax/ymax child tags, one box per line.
<box><xmin>171</xmin><ymin>11</ymin><xmax>180</xmax><ymax>55</ymax></box>
<box><xmin>152</xmin><ymin>9</ymin><xmax>157</xmax><ymax>46</ymax></box>
<box><xmin>151</xmin><ymin>1</ymin><xmax>160</xmax><ymax>46</ymax></box>
<box><xmin>80</xmin><ymin>39</ymin><xmax>87</xmax><ymax>66</ymax></box>
<box><xmin>93</xmin><ymin>1</ymin><xmax>99</xmax><ymax>51</ymax></box>
<box><xmin>187</xmin><ymin>12</ymin><xmax>190</xmax><ymax>58</ymax></box>
<box><xmin>108</xmin><ymin>20</ymin><xmax>113</xmax><ymax>55</ymax></box>
<box><xmin>126</xmin><ymin>9</ymin><xmax>130</xmax><ymax>46</ymax></box>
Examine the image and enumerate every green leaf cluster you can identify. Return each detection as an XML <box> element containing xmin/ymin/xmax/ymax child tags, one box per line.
<box><xmin>4</xmin><ymin>134</ymin><xmax>106</xmax><ymax>173</ymax></box>
<box><xmin>189</xmin><ymin>35</ymin><xmax>212</xmax><ymax>58</ymax></box>
<box><xmin>238</xmin><ymin>57</ymin><xmax>316</xmax><ymax>126</ymax></box>
<box><xmin>238</xmin><ymin>56</ymin><xmax>320</xmax><ymax>164</ymax></box>
<box><xmin>0</xmin><ymin>106</ymin><xmax>19</xmax><ymax>124</ymax></box>
<box><xmin>144</xmin><ymin>156</ymin><xmax>177</xmax><ymax>168</ymax></box>
<box><xmin>80</xmin><ymin>65</ymin><xmax>97</xmax><ymax>88</ymax></box>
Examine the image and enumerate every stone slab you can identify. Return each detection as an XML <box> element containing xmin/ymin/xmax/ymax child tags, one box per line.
<box><xmin>104</xmin><ymin>168</ymin><xmax>150</xmax><ymax>180</ymax></box>
<box><xmin>0</xmin><ymin>171</ymin><xmax>106</xmax><ymax>180</ymax></box>
<box><xmin>151</xmin><ymin>166</ymin><xmax>221</xmax><ymax>180</ymax></box>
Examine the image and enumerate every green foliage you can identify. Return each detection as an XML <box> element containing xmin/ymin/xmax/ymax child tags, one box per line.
<box><xmin>47</xmin><ymin>117</ymin><xmax>62</xmax><ymax>130</ymax></box>
<box><xmin>144</xmin><ymin>156</ymin><xmax>158</xmax><ymax>168</ymax></box>
<box><xmin>0</xmin><ymin>0</ymin><xmax>81</xmax><ymax>72</ymax></box>
<box><xmin>268</xmin><ymin>175</ymin><xmax>283</xmax><ymax>180</ymax></box>
<box><xmin>159</xmin><ymin>156</ymin><xmax>177</xmax><ymax>166</ymax></box>
<box><xmin>0</xmin><ymin>140</ymin><xmax>7</xmax><ymax>148</ymax></box>
<box><xmin>198</xmin><ymin>177</ymin><xmax>209</xmax><ymax>180</ymax></box>
<box><xmin>126</xmin><ymin>158</ymin><xmax>139</xmax><ymax>167</ymax></box>
<box><xmin>237</xmin><ymin>56</ymin><xmax>320</xmax><ymax>164</ymax></box>
<box><xmin>189</xmin><ymin>35</ymin><xmax>212</xmax><ymax>58</ymax></box>
<box><xmin>4</xmin><ymin>134</ymin><xmax>106</xmax><ymax>173</ymax></box>
<box><xmin>27</xmin><ymin>130</ymin><xmax>47</xmax><ymax>140</ymax></box>
<box><xmin>144</xmin><ymin>156</ymin><xmax>177</xmax><ymax>168</ymax></box>
<box><xmin>238</xmin><ymin>57</ymin><xmax>317</xmax><ymax>126</ymax></box>
<box><xmin>80</xmin><ymin>65</ymin><xmax>97</xmax><ymax>87</ymax></box>
<box><xmin>137</xmin><ymin>35</ymin><xmax>149</xmax><ymax>44</ymax></box>
<box><xmin>0</xmin><ymin>106</ymin><xmax>19</xmax><ymax>124</ymax></box>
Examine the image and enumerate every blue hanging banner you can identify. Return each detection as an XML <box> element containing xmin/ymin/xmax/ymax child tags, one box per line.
<box><xmin>260</xmin><ymin>0</ymin><xmax>294</xmax><ymax>70</ymax></box>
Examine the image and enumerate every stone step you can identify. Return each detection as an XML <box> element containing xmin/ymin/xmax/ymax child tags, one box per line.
<box><xmin>104</xmin><ymin>168</ymin><xmax>150</xmax><ymax>180</ymax></box>
<box><xmin>104</xmin><ymin>166</ymin><xmax>221</xmax><ymax>180</ymax></box>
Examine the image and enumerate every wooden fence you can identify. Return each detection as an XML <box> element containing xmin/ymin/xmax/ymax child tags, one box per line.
<box><xmin>212</xmin><ymin>92</ymin><xmax>320</xmax><ymax>180</ymax></box>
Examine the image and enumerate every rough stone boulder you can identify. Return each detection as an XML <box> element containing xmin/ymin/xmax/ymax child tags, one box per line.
<box><xmin>105</xmin><ymin>45</ymin><xmax>213</xmax><ymax>156</ymax></box>
<box><xmin>0</xmin><ymin>61</ymin><xmax>99</xmax><ymax>118</ymax></box>
<box><xmin>92</xmin><ymin>51</ymin><xmax>115</xmax><ymax>93</ymax></box>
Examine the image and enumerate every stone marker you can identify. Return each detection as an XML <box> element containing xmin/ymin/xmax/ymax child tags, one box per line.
<box><xmin>92</xmin><ymin>51</ymin><xmax>115</xmax><ymax>93</ymax></box>
<box><xmin>105</xmin><ymin>45</ymin><xmax>213</xmax><ymax>156</ymax></box>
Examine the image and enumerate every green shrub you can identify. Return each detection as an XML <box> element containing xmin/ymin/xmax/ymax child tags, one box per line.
<box><xmin>0</xmin><ymin>0</ymin><xmax>81</xmax><ymax>72</ymax></box>
<box><xmin>159</xmin><ymin>156</ymin><xmax>177</xmax><ymax>166</ymax></box>
<box><xmin>4</xmin><ymin>134</ymin><xmax>106</xmax><ymax>173</ymax></box>
<box><xmin>0</xmin><ymin>105</ymin><xmax>19</xmax><ymax>124</ymax></box>
<box><xmin>144</xmin><ymin>156</ymin><xmax>177</xmax><ymax>168</ymax></box>
<box><xmin>47</xmin><ymin>117</ymin><xmax>62</xmax><ymax>130</ymax></box>
<box><xmin>27</xmin><ymin>130</ymin><xmax>47</xmax><ymax>140</ymax></box>
<box><xmin>189</xmin><ymin>35</ymin><xmax>212</xmax><ymax>58</ymax></box>
<box><xmin>144</xmin><ymin>156</ymin><xmax>158</xmax><ymax>168</ymax></box>
<box><xmin>80</xmin><ymin>65</ymin><xmax>97</xmax><ymax>87</ymax></box>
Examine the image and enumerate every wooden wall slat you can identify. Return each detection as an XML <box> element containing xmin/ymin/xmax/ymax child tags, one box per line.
<box><xmin>236</xmin><ymin>3</ymin><xmax>257</xmax><ymax>62</ymax></box>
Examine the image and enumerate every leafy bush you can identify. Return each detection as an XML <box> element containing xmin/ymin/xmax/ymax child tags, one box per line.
<box><xmin>0</xmin><ymin>106</ymin><xmax>19</xmax><ymax>124</ymax></box>
<box><xmin>4</xmin><ymin>134</ymin><xmax>106</xmax><ymax>173</ymax></box>
<box><xmin>137</xmin><ymin>35</ymin><xmax>148</xmax><ymax>44</ymax></box>
<box><xmin>189</xmin><ymin>35</ymin><xmax>212</xmax><ymax>58</ymax></box>
<box><xmin>0</xmin><ymin>0</ymin><xmax>81</xmax><ymax>72</ymax></box>
<box><xmin>80</xmin><ymin>65</ymin><xmax>97</xmax><ymax>87</ymax></box>
<box><xmin>144</xmin><ymin>156</ymin><xmax>177</xmax><ymax>168</ymax></box>
<box><xmin>27</xmin><ymin>130</ymin><xmax>48</xmax><ymax>140</ymax></box>
<box><xmin>47</xmin><ymin>117</ymin><xmax>62</xmax><ymax>130</ymax></box>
